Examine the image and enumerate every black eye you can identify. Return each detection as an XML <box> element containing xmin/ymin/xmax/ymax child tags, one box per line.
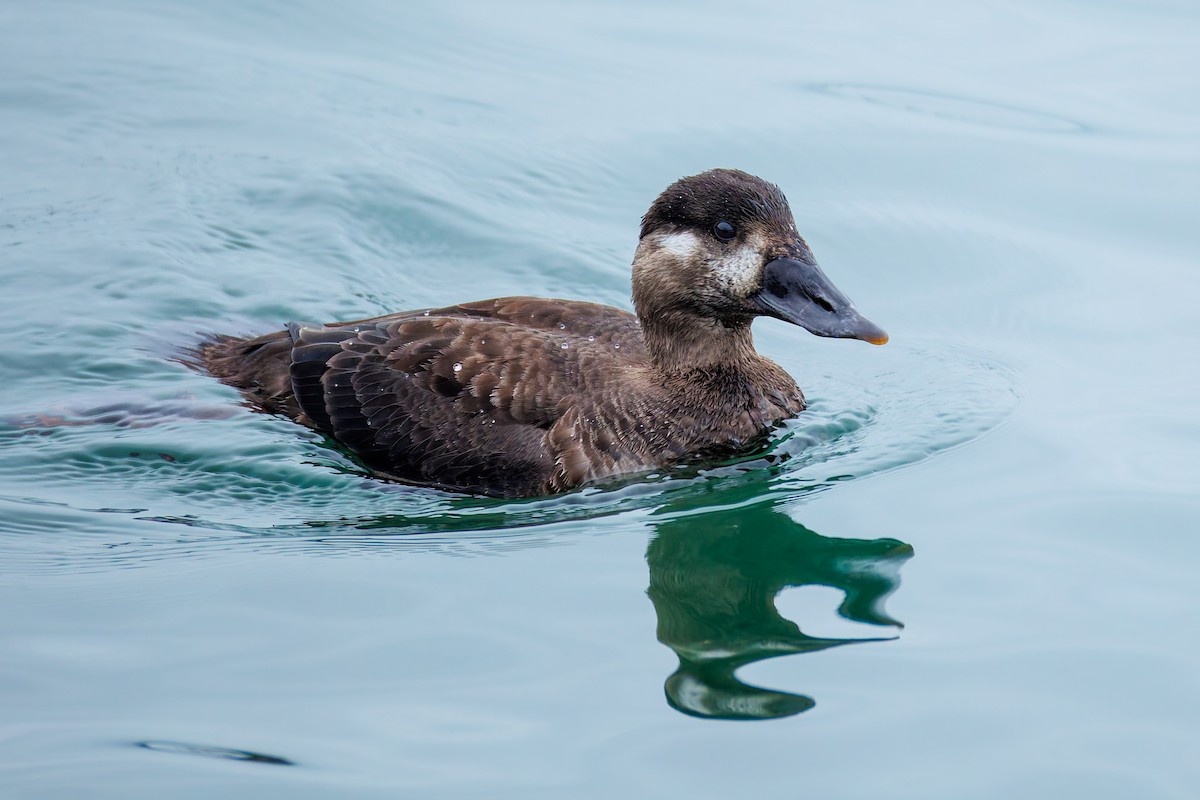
<box><xmin>712</xmin><ymin>220</ymin><xmax>736</xmax><ymax>241</ymax></box>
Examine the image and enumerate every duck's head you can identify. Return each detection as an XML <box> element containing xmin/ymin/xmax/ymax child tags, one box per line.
<box><xmin>632</xmin><ymin>169</ymin><xmax>887</xmax><ymax>351</ymax></box>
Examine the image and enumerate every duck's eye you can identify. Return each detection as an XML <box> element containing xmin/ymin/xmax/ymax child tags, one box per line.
<box><xmin>712</xmin><ymin>220</ymin><xmax>736</xmax><ymax>242</ymax></box>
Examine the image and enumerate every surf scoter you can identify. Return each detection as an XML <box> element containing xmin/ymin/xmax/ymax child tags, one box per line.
<box><xmin>197</xmin><ymin>169</ymin><xmax>886</xmax><ymax>497</ymax></box>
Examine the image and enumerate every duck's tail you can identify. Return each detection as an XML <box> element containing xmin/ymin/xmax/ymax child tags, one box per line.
<box><xmin>185</xmin><ymin>329</ymin><xmax>300</xmax><ymax>417</ymax></box>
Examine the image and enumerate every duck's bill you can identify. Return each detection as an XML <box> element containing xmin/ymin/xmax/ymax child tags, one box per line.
<box><xmin>751</xmin><ymin>257</ymin><xmax>889</xmax><ymax>345</ymax></box>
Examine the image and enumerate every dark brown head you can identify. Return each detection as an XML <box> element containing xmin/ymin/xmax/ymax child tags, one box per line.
<box><xmin>632</xmin><ymin>169</ymin><xmax>887</xmax><ymax>362</ymax></box>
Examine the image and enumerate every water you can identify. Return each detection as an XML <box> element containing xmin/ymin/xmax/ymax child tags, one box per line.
<box><xmin>2</xmin><ymin>1</ymin><xmax>1197</xmax><ymax>796</ymax></box>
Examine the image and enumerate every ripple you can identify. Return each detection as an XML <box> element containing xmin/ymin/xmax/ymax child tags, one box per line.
<box><xmin>805</xmin><ymin>83</ymin><xmax>1087</xmax><ymax>133</ymax></box>
<box><xmin>0</xmin><ymin>331</ymin><xmax>1016</xmax><ymax>569</ymax></box>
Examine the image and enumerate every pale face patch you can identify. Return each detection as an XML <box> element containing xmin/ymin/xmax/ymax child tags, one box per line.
<box><xmin>712</xmin><ymin>239</ymin><xmax>764</xmax><ymax>297</ymax></box>
<box><xmin>650</xmin><ymin>229</ymin><xmax>765</xmax><ymax>299</ymax></box>
<box><xmin>657</xmin><ymin>230</ymin><xmax>703</xmax><ymax>260</ymax></box>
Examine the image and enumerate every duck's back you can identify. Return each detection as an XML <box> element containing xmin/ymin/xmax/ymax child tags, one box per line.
<box><xmin>199</xmin><ymin>297</ymin><xmax>645</xmax><ymax>496</ymax></box>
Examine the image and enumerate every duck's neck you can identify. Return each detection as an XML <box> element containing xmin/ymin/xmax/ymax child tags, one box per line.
<box><xmin>639</xmin><ymin>310</ymin><xmax>759</xmax><ymax>375</ymax></box>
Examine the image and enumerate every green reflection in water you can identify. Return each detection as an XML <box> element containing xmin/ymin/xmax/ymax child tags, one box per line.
<box><xmin>646</xmin><ymin>496</ymin><xmax>912</xmax><ymax>720</ymax></box>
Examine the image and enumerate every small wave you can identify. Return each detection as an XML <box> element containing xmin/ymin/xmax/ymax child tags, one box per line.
<box><xmin>0</xmin><ymin>331</ymin><xmax>1016</xmax><ymax>569</ymax></box>
<box><xmin>805</xmin><ymin>83</ymin><xmax>1087</xmax><ymax>133</ymax></box>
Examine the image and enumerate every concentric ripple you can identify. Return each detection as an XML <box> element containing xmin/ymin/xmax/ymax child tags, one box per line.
<box><xmin>0</xmin><ymin>330</ymin><xmax>1015</xmax><ymax>570</ymax></box>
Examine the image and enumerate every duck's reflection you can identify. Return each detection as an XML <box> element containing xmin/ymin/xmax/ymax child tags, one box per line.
<box><xmin>646</xmin><ymin>498</ymin><xmax>912</xmax><ymax>720</ymax></box>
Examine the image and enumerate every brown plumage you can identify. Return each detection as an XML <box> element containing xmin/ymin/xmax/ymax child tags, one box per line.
<box><xmin>196</xmin><ymin>169</ymin><xmax>887</xmax><ymax>497</ymax></box>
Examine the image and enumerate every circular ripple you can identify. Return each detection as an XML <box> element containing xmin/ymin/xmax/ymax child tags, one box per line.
<box><xmin>0</xmin><ymin>333</ymin><xmax>1017</xmax><ymax>567</ymax></box>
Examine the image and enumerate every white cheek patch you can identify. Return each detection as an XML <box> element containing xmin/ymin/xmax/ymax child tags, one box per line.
<box><xmin>653</xmin><ymin>230</ymin><xmax>763</xmax><ymax>298</ymax></box>
<box><xmin>657</xmin><ymin>230</ymin><xmax>703</xmax><ymax>260</ymax></box>
<box><xmin>712</xmin><ymin>241</ymin><xmax>763</xmax><ymax>297</ymax></box>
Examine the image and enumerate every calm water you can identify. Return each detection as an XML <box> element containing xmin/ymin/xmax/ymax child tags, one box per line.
<box><xmin>2</xmin><ymin>1</ymin><xmax>1198</xmax><ymax>797</ymax></box>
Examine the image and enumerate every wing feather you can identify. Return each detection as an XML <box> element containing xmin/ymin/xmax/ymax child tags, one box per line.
<box><xmin>278</xmin><ymin>300</ymin><xmax>641</xmax><ymax>496</ymax></box>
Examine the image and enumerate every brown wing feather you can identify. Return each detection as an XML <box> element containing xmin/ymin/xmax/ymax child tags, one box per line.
<box><xmin>197</xmin><ymin>297</ymin><xmax>645</xmax><ymax>497</ymax></box>
<box><xmin>306</xmin><ymin>319</ymin><xmax>548</xmax><ymax>495</ymax></box>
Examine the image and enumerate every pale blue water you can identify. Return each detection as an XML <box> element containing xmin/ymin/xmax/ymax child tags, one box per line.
<box><xmin>2</xmin><ymin>1</ymin><xmax>1198</xmax><ymax>797</ymax></box>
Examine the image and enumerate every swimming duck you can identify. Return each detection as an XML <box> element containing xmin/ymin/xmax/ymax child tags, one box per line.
<box><xmin>198</xmin><ymin>169</ymin><xmax>886</xmax><ymax>497</ymax></box>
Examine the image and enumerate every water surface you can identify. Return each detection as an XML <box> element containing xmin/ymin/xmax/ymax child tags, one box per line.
<box><xmin>2</xmin><ymin>1</ymin><xmax>1198</xmax><ymax>797</ymax></box>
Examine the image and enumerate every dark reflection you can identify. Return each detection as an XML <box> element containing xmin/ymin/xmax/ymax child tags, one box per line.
<box><xmin>647</xmin><ymin>497</ymin><xmax>912</xmax><ymax>720</ymax></box>
<box><xmin>135</xmin><ymin>740</ymin><xmax>294</xmax><ymax>766</ymax></box>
